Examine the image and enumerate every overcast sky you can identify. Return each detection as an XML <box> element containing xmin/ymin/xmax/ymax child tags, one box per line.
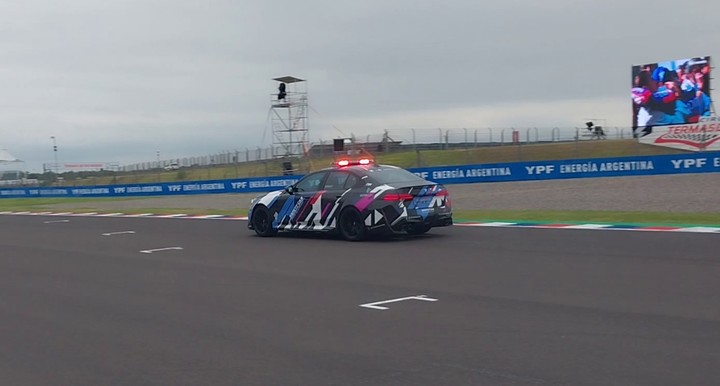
<box><xmin>0</xmin><ymin>0</ymin><xmax>717</xmax><ymax>172</ymax></box>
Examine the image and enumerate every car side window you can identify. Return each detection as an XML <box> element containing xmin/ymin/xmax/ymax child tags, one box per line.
<box><xmin>343</xmin><ymin>173</ymin><xmax>359</xmax><ymax>190</ymax></box>
<box><xmin>295</xmin><ymin>172</ymin><xmax>326</xmax><ymax>192</ymax></box>
<box><xmin>322</xmin><ymin>171</ymin><xmax>349</xmax><ymax>191</ymax></box>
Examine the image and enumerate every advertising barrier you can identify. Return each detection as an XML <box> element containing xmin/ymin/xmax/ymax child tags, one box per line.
<box><xmin>0</xmin><ymin>176</ymin><xmax>303</xmax><ymax>198</ymax></box>
<box><xmin>1</xmin><ymin>152</ymin><xmax>719</xmax><ymax>198</ymax></box>
<box><xmin>409</xmin><ymin>151</ymin><xmax>720</xmax><ymax>184</ymax></box>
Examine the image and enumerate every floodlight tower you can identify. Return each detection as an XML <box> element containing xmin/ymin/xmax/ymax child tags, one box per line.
<box><xmin>270</xmin><ymin>76</ymin><xmax>309</xmax><ymax>158</ymax></box>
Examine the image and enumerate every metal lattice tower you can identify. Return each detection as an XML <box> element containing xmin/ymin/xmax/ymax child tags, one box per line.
<box><xmin>270</xmin><ymin>76</ymin><xmax>309</xmax><ymax>158</ymax></box>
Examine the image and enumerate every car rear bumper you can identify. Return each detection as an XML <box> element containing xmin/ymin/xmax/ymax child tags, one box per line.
<box><xmin>383</xmin><ymin>211</ymin><xmax>453</xmax><ymax>234</ymax></box>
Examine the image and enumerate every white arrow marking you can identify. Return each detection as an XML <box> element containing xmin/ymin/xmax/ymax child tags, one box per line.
<box><xmin>102</xmin><ymin>231</ymin><xmax>136</xmax><ymax>236</ymax></box>
<box><xmin>359</xmin><ymin>295</ymin><xmax>438</xmax><ymax>310</ymax></box>
<box><xmin>44</xmin><ymin>219</ymin><xmax>70</xmax><ymax>224</ymax></box>
<box><xmin>139</xmin><ymin>247</ymin><xmax>183</xmax><ymax>254</ymax></box>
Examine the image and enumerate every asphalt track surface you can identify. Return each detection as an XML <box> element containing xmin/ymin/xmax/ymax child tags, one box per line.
<box><xmin>2</xmin><ymin>214</ymin><xmax>719</xmax><ymax>386</ymax></box>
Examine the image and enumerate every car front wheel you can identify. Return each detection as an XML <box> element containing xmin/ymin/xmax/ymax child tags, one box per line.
<box><xmin>251</xmin><ymin>205</ymin><xmax>277</xmax><ymax>237</ymax></box>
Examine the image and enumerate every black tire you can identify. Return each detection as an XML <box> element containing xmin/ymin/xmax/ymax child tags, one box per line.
<box><xmin>338</xmin><ymin>207</ymin><xmax>367</xmax><ymax>241</ymax></box>
<box><xmin>407</xmin><ymin>223</ymin><xmax>432</xmax><ymax>235</ymax></box>
<box><xmin>251</xmin><ymin>205</ymin><xmax>277</xmax><ymax>237</ymax></box>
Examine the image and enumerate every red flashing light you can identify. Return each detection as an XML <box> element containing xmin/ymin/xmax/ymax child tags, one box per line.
<box><xmin>335</xmin><ymin>158</ymin><xmax>373</xmax><ymax>167</ymax></box>
<box><xmin>383</xmin><ymin>193</ymin><xmax>414</xmax><ymax>201</ymax></box>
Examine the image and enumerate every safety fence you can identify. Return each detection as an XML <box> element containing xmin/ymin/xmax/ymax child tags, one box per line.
<box><xmin>2</xmin><ymin>152</ymin><xmax>718</xmax><ymax>198</ymax></box>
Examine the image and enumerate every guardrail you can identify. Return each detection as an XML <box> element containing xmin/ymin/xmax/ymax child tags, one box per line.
<box><xmin>2</xmin><ymin>152</ymin><xmax>719</xmax><ymax>198</ymax></box>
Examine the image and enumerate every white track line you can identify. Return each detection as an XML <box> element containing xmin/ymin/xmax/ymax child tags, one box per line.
<box><xmin>139</xmin><ymin>247</ymin><xmax>183</xmax><ymax>254</ymax></box>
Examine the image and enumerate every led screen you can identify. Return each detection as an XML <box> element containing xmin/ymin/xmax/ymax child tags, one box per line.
<box><xmin>632</xmin><ymin>56</ymin><xmax>711</xmax><ymax>132</ymax></box>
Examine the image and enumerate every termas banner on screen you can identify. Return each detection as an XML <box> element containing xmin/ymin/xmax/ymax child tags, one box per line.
<box><xmin>631</xmin><ymin>56</ymin><xmax>712</xmax><ymax>134</ymax></box>
<box><xmin>2</xmin><ymin>153</ymin><xmax>720</xmax><ymax>198</ymax></box>
<box><xmin>637</xmin><ymin>116</ymin><xmax>720</xmax><ymax>151</ymax></box>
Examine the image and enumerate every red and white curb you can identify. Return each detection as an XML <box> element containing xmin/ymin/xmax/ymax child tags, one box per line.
<box><xmin>454</xmin><ymin>221</ymin><xmax>720</xmax><ymax>233</ymax></box>
<box><xmin>1</xmin><ymin>211</ymin><xmax>718</xmax><ymax>233</ymax></box>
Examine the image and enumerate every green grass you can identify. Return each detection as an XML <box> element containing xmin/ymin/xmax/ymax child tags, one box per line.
<box><xmin>364</xmin><ymin>139</ymin><xmax>686</xmax><ymax>168</ymax></box>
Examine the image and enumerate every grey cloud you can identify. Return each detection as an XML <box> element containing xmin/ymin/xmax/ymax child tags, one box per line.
<box><xmin>0</xmin><ymin>0</ymin><xmax>718</xmax><ymax>171</ymax></box>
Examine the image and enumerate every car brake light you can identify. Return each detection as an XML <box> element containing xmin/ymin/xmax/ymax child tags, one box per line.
<box><xmin>383</xmin><ymin>193</ymin><xmax>414</xmax><ymax>201</ymax></box>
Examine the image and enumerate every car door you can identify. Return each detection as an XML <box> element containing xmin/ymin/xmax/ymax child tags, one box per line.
<box><xmin>316</xmin><ymin>171</ymin><xmax>360</xmax><ymax>230</ymax></box>
<box><xmin>286</xmin><ymin>171</ymin><xmax>328</xmax><ymax>230</ymax></box>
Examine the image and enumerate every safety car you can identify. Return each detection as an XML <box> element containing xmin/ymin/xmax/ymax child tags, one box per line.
<box><xmin>247</xmin><ymin>158</ymin><xmax>452</xmax><ymax>241</ymax></box>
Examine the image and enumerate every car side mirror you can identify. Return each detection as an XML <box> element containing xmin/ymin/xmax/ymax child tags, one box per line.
<box><xmin>285</xmin><ymin>185</ymin><xmax>295</xmax><ymax>194</ymax></box>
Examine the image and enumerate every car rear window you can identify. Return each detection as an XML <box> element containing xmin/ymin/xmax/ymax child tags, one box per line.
<box><xmin>365</xmin><ymin>167</ymin><xmax>427</xmax><ymax>184</ymax></box>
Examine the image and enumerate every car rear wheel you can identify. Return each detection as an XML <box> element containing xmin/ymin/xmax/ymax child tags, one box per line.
<box><xmin>338</xmin><ymin>207</ymin><xmax>367</xmax><ymax>241</ymax></box>
<box><xmin>251</xmin><ymin>205</ymin><xmax>277</xmax><ymax>237</ymax></box>
<box><xmin>407</xmin><ymin>223</ymin><xmax>432</xmax><ymax>235</ymax></box>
